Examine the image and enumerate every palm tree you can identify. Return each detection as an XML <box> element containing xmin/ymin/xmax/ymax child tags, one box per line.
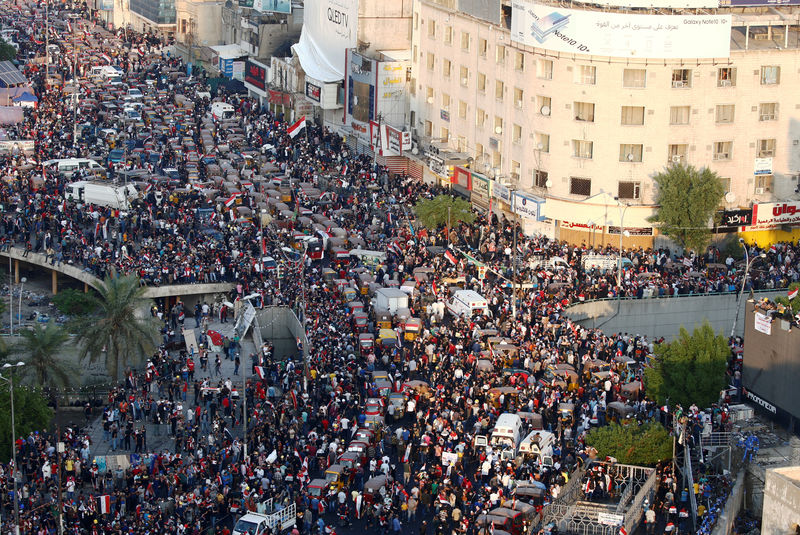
<box><xmin>75</xmin><ymin>273</ymin><xmax>160</xmax><ymax>382</ymax></box>
<box><xmin>17</xmin><ymin>323</ymin><xmax>72</xmax><ymax>387</ymax></box>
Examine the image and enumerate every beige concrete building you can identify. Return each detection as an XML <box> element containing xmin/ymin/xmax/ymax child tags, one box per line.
<box><xmin>410</xmin><ymin>0</ymin><xmax>800</xmax><ymax>240</ymax></box>
<box><xmin>762</xmin><ymin>466</ymin><xmax>800</xmax><ymax>535</ymax></box>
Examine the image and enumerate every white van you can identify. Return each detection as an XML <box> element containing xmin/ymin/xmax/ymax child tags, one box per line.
<box><xmin>89</xmin><ymin>65</ymin><xmax>121</xmax><ymax>81</ymax></box>
<box><xmin>519</xmin><ymin>430</ymin><xmax>556</xmax><ymax>467</ymax></box>
<box><xmin>66</xmin><ymin>181</ymin><xmax>138</xmax><ymax>210</ymax></box>
<box><xmin>44</xmin><ymin>158</ymin><xmax>106</xmax><ymax>178</ymax></box>
<box><xmin>446</xmin><ymin>289</ymin><xmax>489</xmax><ymax>318</ymax></box>
<box><xmin>209</xmin><ymin>102</ymin><xmax>235</xmax><ymax>120</ymax></box>
<box><xmin>490</xmin><ymin>413</ymin><xmax>523</xmax><ymax>459</ymax></box>
<box><xmin>582</xmin><ymin>254</ymin><xmax>632</xmax><ymax>273</ymax></box>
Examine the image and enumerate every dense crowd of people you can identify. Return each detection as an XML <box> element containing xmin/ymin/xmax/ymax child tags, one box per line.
<box><xmin>0</xmin><ymin>2</ymin><xmax>777</xmax><ymax>535</ymax></box>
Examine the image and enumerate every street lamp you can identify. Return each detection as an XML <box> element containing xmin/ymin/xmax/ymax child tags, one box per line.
<box><xmin>730</xmin><ymin>239</ymin><xmax>766</xmax><ymax>338</ymax></box>
<box><xmin>17</xmin><ymin>277</ymin><xmax>26</xmax><ymax>333</ymax></box>
<box><xmin>1</xmin><ymin>361</ymin><xmax>25</xmax><ymax>535</ymax></box>
<box><xmin>613</xmin><ymin>197</ymin><xmax>630</xmax><ymax>296</ymax></box>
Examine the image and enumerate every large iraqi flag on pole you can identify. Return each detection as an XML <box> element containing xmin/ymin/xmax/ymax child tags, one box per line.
<box><xmin>287</xmin><ymin>116</ymin><xmax>306</xmax><ymax>138</ymax></box>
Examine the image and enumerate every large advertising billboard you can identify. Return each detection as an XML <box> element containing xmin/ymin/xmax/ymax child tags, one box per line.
<box><xmin>253</xmin><ymin>0</ymin><xmax>291</xmax><ymax>12</ymax></box>
<box><xmin>511</xmin><ymin>0</ymin><xmax>731</xmax><ymax>58</ymax></box>
<box><xmin>749</xmin><ymin>201</ymin><xmax>800</xmax><ymax>230</ymax></box>
<box><xmin>347</xmin><ymin>51</ymin><xmax>376</xmax><ymax>127</ymax></box>
<box><xmin>294</xmin><ymin>0</ymin><xmax>358</xmax><ymax>81</ymax></box>
<box><xmin>244</xmin><ymin>60</ymin><xmax>267</xmax><ymax>91</ymax></box>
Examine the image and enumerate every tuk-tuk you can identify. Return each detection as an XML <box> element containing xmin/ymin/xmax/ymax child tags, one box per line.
<box><xmin>358</xmin><ymin>272</ymin><xmax>375</xmax><ymax>295</ymax></box>
<box><xmin>490</xmin><ymin>507</ymin><xmax>529</xmax><ymax>535</ymax></box>
<box><xmin>324</xmin><ymin>464</ymin><xmax>349</xmax><ymax>492</ymax></box>
<box><xmin>513</xmin><ymin>484</ymin><xmax>547</xmax><ymax>512</ymax></box>
<box><xmin>352</xmin><ymin>313</ymin><xmax>369</xmax><ymax>332</ymax></box>
<box><xmin>322</xmin><ymin>268</ymin><xmax>336</xmax><ymax>284</ymax></box>
<box><xmin>363</xmin><ymin>414</ymin><xmax>385</xmax><ymax>433</ymax></box>
<box><xmin>607</xmin><ymin>401</ymin><xmax>636</xmax><ymax>423</ymax></box>
<box><xmin>307</xmin><ymin>478</ymin><xmax>328</xmax><ymax>497</ymax></box>
<box><xmin>619</xmin><ymin>380</ymin><xmax>642</xmax><ymax>401</ymax></box>
<box><xmin>558</xmin><ymin>402</ymin><xmax>575</xmax><ymax>427</ymax></box>
<box><xmin>476</xmin><ymin>512</ymin><xmax>517</xmax><ymax>535</ymax></box>
<box><xmin>403</xmin><ymin>318</ymin><xmax>422</xmax><ymax>341</ymax></box>
<box><xmin>342</xmin><ymin>287</ymin><xmax>358</xmax><ymax>303</ymax></box>
<box><xmin>486</xmin><ymin>387</ymin><xmax>520</xmax><ymax>409</ymax></box>
<box><xmin>346</xmin><ymin>441</ymin><xmax>368</xmax><ymax>465</ymax></box>
<box><xmin>375</xmin><ymin>312</ymin><xmax>392</xmax><ymax>330</ymax></box>
<box><xmin>377</xmin><ymin>328</ymin><xmax>398</xmax><ymax>348</ymax></box>
<box><xmin>338</xmin><ymin>450</ymin><xmax>361</xmax><ymax>470</ymax></box>
<box><xmin>363</xmin><ymin>475</ymin><xmax>388</xmax><ymax>506</ymax></box>
<box><xmin>347</xmin><ymin>301</ymin><xmax>365</xmax><ymax>315</ymax></box>
<box><xmin>358</xmin><ymin>333</ymin><xmax>375</xmax><ymax>355</ymax></box>
<box><xmin>352</xmin><ymin>428</ymin><xmax>376</xmax><ymax>445</ymax></box>
<box><xmin>388</xmin><ymin>392</ymin><xmax>406</xmax><ymax>418</ymax></box>
<box><xmin>374</xmin><ymin>379</ymin><xmax>392</xmax><ymax>398</ymax></box>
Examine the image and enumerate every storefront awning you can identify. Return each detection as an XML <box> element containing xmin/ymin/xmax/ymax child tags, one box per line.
<box><xmin>291</xmin><ymin>30</ymin><xmax>342</xmax><ymax>83</ymax></box>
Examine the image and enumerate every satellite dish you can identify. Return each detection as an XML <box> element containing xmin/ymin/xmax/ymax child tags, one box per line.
<box><xmin>540</xmin><ymin>105</ymin><xmax>551</xmax><ymax>116</ymax></box>
<box><xmin>626</xmin><ymin>153</ymin><xmax>634</xmax><ymax>162</ymax></box>
<box><xmin>725</xmin><ymin>192</ymin><xmax>736</xmax><ymax>203</ymax></box>
<box><xmin>536</xmin><ymin>142</ymin><xmax>544</xmax><ymax>150</ymax></box>
<box><xmin>545</xmin><ymin>179</ymin><xmax>553</xmax><ymax>188</ymax></box>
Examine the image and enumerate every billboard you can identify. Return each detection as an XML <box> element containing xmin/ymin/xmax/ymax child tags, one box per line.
<box><xmin>305</xmin><ymin>81</ymin><xmax>321</xmax><ymax>102</ymax></box>
<box><xmin>347</xmin><ymin>51</ymin><xmax>376</xmax><ymax>126</ymax></box>
<box><xmin>587</xmin><ymin>0</ymin><xmax>716</xmax><ymax>6</ymax></box>
<box><xmin>721</xmin><ymin>0</ymin><xmax>800</xmax><ymax>5</ymax></box>
<box><xmin>512</xmin><ymin>191</ymin><xmax>543</xmax><ymax>221</ymax></box>
<box><xmin>750</xmin><ymin>201</ymin><xmax>800</xmax><ymax>230</ymax></box>
<box><xmin>253</xmin><ymin>0</ymin><xmax>291</xmax><ymax>12</ymax></box>
<box><xmin>510</xmin><ymin>0</ymin><xmax>731</xmax><ymax>58</ymax></box>
<box><xmin>244</xmin><ymin>60</ymin><xmax>267</xmax><ymax>91</ymax></box>
<box><xmin>294</xmin><ymin>0</ymin><xmax>358</xmax><ymax>81</ymax></box>
<box><xmin>715</xmin><ymin>208</ymin><xmax>752</xmax><ymax>232</ymax></box>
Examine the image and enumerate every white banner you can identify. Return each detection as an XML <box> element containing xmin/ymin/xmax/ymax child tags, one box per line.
<box><xmin>492</xmin><ymin>182</ymin><xmax>512</xmax><ymax>204</ymax></box>
<box><xmin>294</xmin><ymin>0</ymin><xmax>359</xmax><ymax>81</ymax></box>
<box><xmin>754</xmin><ymin>157</ymin><xmax>773</xmax><ymax>175</ymax></box>
<box><xmin>510</xmin><ymin>0</ymin><xmax>731</xmax><ymax>58</ymax></box>
<box><xmin>754</xmin><ymin>312</ymin><xmax>772</xmax><ymax>335</ymax></box>
<box><xmin>750</xmin><ymin>201</ymin><xmax>800</xmax><ymax>230</ymax></box>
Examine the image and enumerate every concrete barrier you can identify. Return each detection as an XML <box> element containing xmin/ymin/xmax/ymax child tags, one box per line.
<box><xmin>254</xmin><ymin>306</ymin><xmax>307</xmax><ymax>361</ymax></box>
<box><xmin>565</xmin><ymin>290</ymin><xmax>785</xmax><ymax>339</ymax></box>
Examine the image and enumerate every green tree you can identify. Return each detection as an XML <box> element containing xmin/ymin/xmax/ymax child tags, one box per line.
<box><xmin>52</xmin><ymin>288</ymin><xmax>98</xmax><ymax>316</ymax></box>
<box><xmin>585</xmin><ymin>421</ymin><xmax>673</xmax><ymax>466</ymax></box>
<box><xmin>648</xmin><ymin>164</ymin><xmax>725</xmax><ymax>253</ymax></box>
<box><xmin>644</xmin><ymin>322</ymin><xmax>729</xmax><ymax>409</ymax></box>
<box><xmin>414</xmin><ymin>194</ymin><xmax>475</xmax><ymax>231</ymax></box>
<box><xmin>0</xmin><ymin>39</ymin><xmax>15</xmax><ymax>62</ymax></box>
<box><xmin>16</xmin><ymin>323</ymin><xmax>72</xmax><ymax>388</ymax></box>
<box><xmin>774</xmin><ymin>282</ymin><xmax>800</xmax><ymax>314</ymax></box>
<box><xmin>0</xmin><ymin>386</ymin><xmax>52</xmax><ymax>461</ymax></box>
<box><xmin>74</xmin><ymin>273</ymin><xmax>160</xmax><ymax>382</ymax></box>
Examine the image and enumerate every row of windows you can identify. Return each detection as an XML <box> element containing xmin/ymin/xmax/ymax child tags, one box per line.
<box><xmin>558</xmin><ymin>175</ymin><xmax>770</xmax><ymax>198</ymax></box>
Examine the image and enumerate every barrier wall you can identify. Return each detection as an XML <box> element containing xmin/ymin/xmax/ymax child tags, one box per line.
<box><xmin>253</xmin><ymin>306</ymin><xmax>308</xmax><ymax>362</ymax></box>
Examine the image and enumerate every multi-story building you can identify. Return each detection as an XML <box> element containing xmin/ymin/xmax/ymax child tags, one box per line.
<box><xmin>410</xmin><ymin>0</ymin><xmax>800</xmax><ymax>243</ymax></box>
<box><xmin>127</xmin><ymin>0</ymin><xmax>177</xmax><ymax>35</ymax></box>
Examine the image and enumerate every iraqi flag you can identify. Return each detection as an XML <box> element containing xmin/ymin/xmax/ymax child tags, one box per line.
<box><xmin>254</xmin><ymin>366</ymin><xmax>266</xmax><ymax>380</ymax></box>
<box><xmin>98</xmin><ymin>495</ymin><xmax>112</xmax><ymax>514</ymax></box>
<box><xmin>287</xmin><ymin>116</ymin><xmax>306</xmax><ymax>138</ymax></box>
<box><xmin>101</xmin><ymin>53</ymin><xmax>112</xmax><ymax>64</ymax></box>
<box><xmin>789</xmin><ymin>287</ymin><xmax>798</xmax><ymax>300</ymax></box>
<box><xmin>444</xmin><ymin>249</ymin><xmax>457</xmax><ymax>265</ymax></box>
<box><xmin>224</xmin><ymin>194</ymin><xmax>237</xmax><ymax>207</ymax></box>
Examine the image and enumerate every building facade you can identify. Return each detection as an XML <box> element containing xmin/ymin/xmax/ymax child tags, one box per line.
<box><xmin>410</xmin><ymin>0</ymin><xmax>800</xmax><ymax>242</ymax></box>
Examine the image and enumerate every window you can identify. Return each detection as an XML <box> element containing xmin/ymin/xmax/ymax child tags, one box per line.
<box><xmin>426</xmin><ymin>52</ymin><xmax>435</xmax><ymax>70</ymax></box>
<box><xmin>668</xmin><ymin>144</ymin><xmax>688</xmax><ymax>164</ymax></box>
<box><xmin>759</xmin><ymin>102</ymin><xmax>778</xmax><ymax>121</ymax></box>
<box><xmin>537</xmin><ymin>59</ymin><xmax>553</xmax><ymax>80</ymax></box>
<box><xmin>494</xmin><ymin>116</ymin><xmax>504</xmax><ymax>135</ymax></box>
<box><xmin>717</xmin><ymin>67</ymin><xmax>736</xmax><ymax>87</ymax></box>
<box><xmin>496</xmin><ymin>45</ymin><xmax>505</xmax><ymax>64</ymax></box>
<box><xmin>426</xmin><ymin>86</ymin><xmax>434</xmax><ymax>103</ymax></box>
<box><xmin>623</xmin><ymin>68</ymin><xmax>646</xmax><ymax>88</ymax></box>
<box><xmin>720</xmin><ymin>177</ymin><xmax>731</xmax><ymax>193</ymax></box>
<box><xmin>427</xmin><ymin>19</ymin><xmax>436</xmax><ymax>38</ymax></box>
<box><xmin>459</xmin><ymin>66</ymin><xmax>469</xmax><ymax>87</ymax></box>
<box><xmin>476</xmin><ymin>143</ymin><xmax>484</xmax><ymax>159</ymax></box>
<box><xmin>578</xmin><ymin>65</ymin><xmax>596</xmax><ymax>85</ymax></box>
<box><xmin>619</xmin><ymin>144</ymin><xmax>643</xmax><ymax>163</ymax></box>
<box><xmin>574</xmin><ymin>102</ymin><xmax>595</xmax><ymax>122</ymax></box>
<box><xmin>414</xmin><ymin>12</ymin><xmax>418</xmax><ymax>31</ymax></box>
<box><xmin>670</xmin><ymin>106</ymin><xmax>690</xmax><ymax>125</ymax></box>
<box><xmin>478</xmin><ymin>38</ymin><xmax>487</xmax><ymax>58</ymax></box>
<box><xmin>441</xmin><ymin>93</ymin><xmax>450</xmax><ymax>110</ymax></box>
<box><xmin>534</xmin><ymin>170</ymin><xmax>549</xmax><ymax>188</ymax></box>
<box><xmin>457</xmin><ymin>136</ymin><xmax>467</xmax><ymax>152</ymax></box>
<box><xmin>477</xmin><ymin>72</ymin><xmax>486</xmax><ymax>92</ymax></box>
<box><xmin>511</xmin><ymin>160</ymin><xmax>521</xmax><ymax>182</ymax></box>
<box><xmin>440</xmin><ymin>127</ymin><xmax>449</xmax><ymax>141</ymax></box>
<box><xmin>758</xmin><ymin>138</ymin><xmax>776</xmax><ymax>157</ymax></box>
<box><xmin>537</xmin><ymin>95</ymin><xmax>552</xmax><ymax>116</ymax></box>
<box><xmin>621</xmin><ymin>106</ymin><xmax>644</xmax><ymax>126</ymax></box>
<box><xmin>572</xmin><ymin>140</ymin><xmax>593</xmax><ymax>159</ymax></box>
<box><xmin>570</xmin><ymin>177</ymin><xmax>592</xmax><ymax>196</ymax></box>
<box><xmin>460</xmin><ymin>31</ymin><xmax>470</xmax><ymax>50</ymax></box>
<box><xmin>671</xmin><ymin>69</ymin><xmax>691</xmax><ymax>88</ymax></box>
<box><xmin>412</xmin><ymin>45</ymin><xmax>417</xmax><ymax>63</ymax></box>
<box><xmin>495</xmin><ymin>80</ymin><xmax>504</xmax><ymax>101</ymax></box>
<box><xmin>444</xmin><ymin>25</ymin><xmax>453</xmax><ymax>45</ymax></box>
<box><xmin>512</xmin><ymin>124</ymin><xmax>522</xmax><ymax>144</ymax></box>
<box><xmin>514</xmin><ymin>52</ymin><xmax>525</xmax><ymax>72</ymax></box>
<box><xmin>514</xmin><ymin>87</ymin><xmax>524</xmax><ymax>109</ymax></box>
<box><xmin>713</xmin><ymin>141</ymin><xmax>732</xmax><ymax>160</ymax></box>
<box><xmin>761</xmin><ymin>66</ymin><xmax>780</xmax><ymax>85</ymax></box>
<box><xmin>535</xmin><ymin>132</ymin><xmax>550</xmax><ymax>152</ymax></box>
<box><xmin>715</xmin><ymin>104</ymin><xmax>735</xmax><ymax>124</ymax></box>
<box><xmin>755</xmin><ymin>174</ymin><xmax>773</xmax><ymax>193</ymax></box>
<box><xmin>476</xmin><ymin>108</ymin><xmax>486</xmax><ymax>128</ymax></box>
<box><xmin>458</xmin><ymin>100</ymin><xmax>467</xmax><ymax>119</ymax></box>
<box><xmin>424</xmin><ymin>120</ymin><xmax>432</xmax><ymax>137</ymax></box>
<box><xmin>492</xmin><ymin>151</ymin><xmax>501</xmax><ymax>169</ymax></box>
<box><xmin>442</xmin><ymin>59</ymin><xmax>451</xmax><ymax>77</ymax></box>
<box><xmin>618</xmin><ymin>181</ymin><xmax>641</xmax><ymax>200</ymax></box>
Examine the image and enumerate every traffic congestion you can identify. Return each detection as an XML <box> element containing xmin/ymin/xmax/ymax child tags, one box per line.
<box><xmin>0</xmin><ymin>2</ymin><xmax>794</xmax><ymax>535</ymax></box>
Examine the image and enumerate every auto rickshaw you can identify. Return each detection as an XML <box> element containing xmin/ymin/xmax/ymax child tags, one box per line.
<box><xmin>358</xmin><ymin>333</ymin><xmax>375</xmax><ymax>356</ymax></box>
<box><xmin>363</xmin><ymin>475</ymin><xmax>388</xmax><ymax>506</ymax></box>
<box><xmin>377</xmin><ymin>328</ymin><xmax>398</xmax><ymax>348</ymax></box>
<box><xmin>375</xmin><ymin>312</ymin><xmax>392</xmax><ymax>330</ymax></box>
<box><xmin>363</xmin><ymin>414</ymin><xmax>385</xmax><ymax>435</ymax></box>
<box><xmin>352</xmin><ymin>313</ymin><xmax>369</xmax><ymax>332</ymax></box>
<box><xmin>347</xmin><ymin>300</ymin><xmax>365</xmax><ymax>315</ymax></box>
<box><xmin>322</xmin><ymin>268</ymin><xmax>336</xmax><ymax>284</ymax></box>
<box><xmin>358</xmin><ymin>273</ymin><xmax>375</xmax><ymax>295</ymax></box>
<box><xmin>476</xmin><ymin>512</ymin><xmax>516</xmax><ymax>535</ymax></box>
<box><xmin>337</xmin><ymin>450</ymin><xmax>361</xmax><ymax>470</ymax></box>
<box><xmin>342</xmin><ymin>286</ymin><xmax>358</xmax><ymax>303</ymax></box>
<box><xmin>388</xmin><ymin>392</ymin><xmax>406</xmax><ymax>418</ymax></box>
<box><xmin>513</xmin><ymin>484</ymin><xmax>547</xmax><ymax>513</ymax></box>
<box><xmin>307</xmin><ymin>478</ymin><xmax>328</xmax><ymax>497</ymax></box>
<box><xmin>374</xmin><ymin>378</ymin><xmax>392</xmax><ymax>398</ymax></box>
<box><xmin>607</xmin><ymin>401</ymin><xmax>636</xmax><ymax>423</ymax></box>
<box><xmin>325</xmin><ymin>464</ymin><xmax>349</xmax><ymax>492</ymax></box>
<box><xmin>558</xmin><ymin>402</ymin><xmax>575</xmax><ymax>428</ymax></box>
<box><xmin>403</xmin><ymin>318</ymin><xmax>422</xmax><ymax>341</ymax></box>
<box><xmin>487</xmin><ymin>387</ymin><xmax>520</xmax><ymax>409</ymax></box>
<box><xmin>346</xmin><ymin>441</ymin><xmax>368</xmax><ymax>465</ymax></box>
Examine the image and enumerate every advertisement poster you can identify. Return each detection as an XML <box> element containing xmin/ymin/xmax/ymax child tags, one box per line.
<box><xmin>244</xmin><ymin>60</ymin><xmax>267</xmax><ymax>91</ymax></box>
<box><xmin>512</xmin><ymin>191</ymin><xmax>543</xmax><ymax>221</ymax></box>
<box><xmin>305</xmin><ymin>81</ymin><xmax>321</xmax><ymax>102</ymax></box>
<box><xmin>511</xmin><ymin>0</ymin><xmax>731</xmax><ymax>58</ymax></box>
<box><xmin>253</xmin><ymin>0</ymin><xmax>291</xmax><ymax>12</ymax></box>
<box><xmin>293</xmin><ymin>0</ymin><xmax>358</xmax><ymax>81</ymax></box>
<box><xmin>750</xmin><ymin>201</ymin><xmax>800</xmax><ymax>230</ymax></box>
<box><xmin>347</xmin><ymin>51</ymin><xmax>376</xmax><ymax>126</ymax></box>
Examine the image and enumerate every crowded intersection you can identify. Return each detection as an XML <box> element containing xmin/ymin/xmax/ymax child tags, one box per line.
<box><xmin>0</xmin><ymin>2</ymin><xmax>795</xmax><ymax>535</ymax></box>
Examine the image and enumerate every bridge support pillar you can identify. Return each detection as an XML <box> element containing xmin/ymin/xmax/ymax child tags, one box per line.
<box><xmin>84</xmin><ymin>282</ymin><xmax>89</xmax><ymax>293</ymax></box>
<box><xmin>52</xmin><ymin>270</ymin><xmax>58</xmax><ymax>295</ymax></box>
<box><xmin>14</xmin><ymin>259</ymin><xmax>18</xmax><ymax>283</ymax></box>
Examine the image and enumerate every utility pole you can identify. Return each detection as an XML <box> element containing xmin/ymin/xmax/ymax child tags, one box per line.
<box><xmin>512</xmin><ymin>219</ymin><xmax>517</xmax><ymax>321</ymax></box>
<box><xmin>45</xmin><ymin>0</ymin><xmax>49</xmax><ymax>91</ymax></box>
<box><xmin>57</xmin><ymin>427</ymin><xmax>64</xmax><ymax>535</ymax></box>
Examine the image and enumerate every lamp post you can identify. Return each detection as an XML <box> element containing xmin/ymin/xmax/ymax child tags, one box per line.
<box><xmin>613</xmin><ymin>198</ymin><xmax>630</xmax><ymax>297</ymax></box>
<box><xmin>730</xmin><ymin>239</ymin><xmax>766</xmax><ymax>338</ymax></box>
<box><xmin>1</xmin><ymin>361</ymin><xmax>26</xmax><ymax>535</ymax></box>
<box><xmin>17</xmin><ymin>277</ymin><xmax>26</xmax><ymax>333</ymax></box>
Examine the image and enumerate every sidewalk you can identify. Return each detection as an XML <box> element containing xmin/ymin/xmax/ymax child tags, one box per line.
<box><xmin>85</xmin><ymin>316</ymin><xmax>258</xmax><ymax>458</ymax></box>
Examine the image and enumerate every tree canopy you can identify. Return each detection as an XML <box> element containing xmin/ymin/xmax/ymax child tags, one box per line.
<box><xmin>774</xmin><ymin>282</ymin><xmax>800</xmax><ymax>314</ymax></box>
<box><xmin>0</xmin><ymin>40</ymin><xmax>15</xmax><ymax>62</ymax></box>
<box><xmin>644</xmin><ymin>322</ymin><xmax>729</xmax><ymax>409</ymax></box>
<box><xmin>52</xmin><ymin>288</ymin><xmax>98</xmax><ymax>316</ymax></box>
<box><xmin>585</xmin><ymin>421</ymin><xmax>673</xmax><ymax>466</ymax></box>
<box><xmin>74</xmin><ymin>273</ymin><xmax>160</xmax><ymax>382</ymax></box>
<box><xmin>648</xmin><ymin>164</ymin><xmax>725</xmax><ymax>253</ymax></box>
<box><xmin>16</xmin><ymin>323</ymin><xmax>72</xmax><ymax>388</ymax></box>
<box><xmin>0</xmin><ymin>386</ymin><xmax>52</xmax><ymax>461</ymax></box>
<box><xmin>414</xmin><ymin>194</ymin><xmax>475</xmax><ymax>230</ymax></box>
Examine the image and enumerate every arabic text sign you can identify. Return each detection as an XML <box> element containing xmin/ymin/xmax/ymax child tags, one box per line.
<box><xmin>512</xmin><ymin>191</ymin><xmax>542</xmax><ymax>221</ymax></box>
<box><xmin>510</xmin><ymin>0</ymin><xmax>731</xmax><ymax>58</ymax></box>
<box><xmin>754</xmin><ymin>312</ymin><xmax>772</xmax><ymax>335</ymax></box>
<box><xmin>751</xmin><ymin>201</ymin><xmax>800</xmax><ymax>229</ymax></box>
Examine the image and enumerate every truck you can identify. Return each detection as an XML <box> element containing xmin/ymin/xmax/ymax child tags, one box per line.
<box><xmin>209</xmin><ymin>102</ymin><xmax>235</xmax><ymax>120</ymax></box>
<box><xmin>445</xmin><ymin>289</ymin><xmax>489</xmax><ymax>318</ymax></box>
<box><xmin>65</xmin><ymin>181</ymin><xmax>138</xmax><ymax>210</ymax></box>
<box><xmin>490</xmin><ymin>413</ymin><xmax>523</xmax><ymax>460</ymax></box>
<box><xmin>518</xmin><ymin>430</ymin><xmax>556</xmax><ymax>468</ymax></box>
<box><xmin>372</xmin><ymin>288</ymin><xmax>409</xmax><ymax>316</ymax></box>
<box><xmin>232</xmin><ymin>504</ymin><xmax>296</xmax><ymax>535</ymax></box>
<box><xmin>581</xmin><ymin>254</ymin><xmax>633</xmax><ymax>273</ymax></box>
